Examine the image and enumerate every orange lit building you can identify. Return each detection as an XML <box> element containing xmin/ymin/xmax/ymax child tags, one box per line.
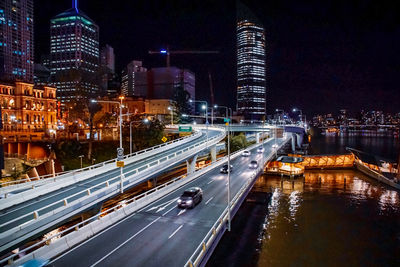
<box><xmin>96</xmin><ymin>96</ymin><xmax>173</xmax><ymax>120</ymax></box>
<box><xmin>0</xmin><ymin>81</ymin><xmax>57</xmax><ymax>137</ymax></box>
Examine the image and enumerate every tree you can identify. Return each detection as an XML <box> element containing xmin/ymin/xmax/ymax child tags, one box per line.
<box><xmin>125</xmin><ymin>115</ymin><xmax>165</xmax><ymax>151</ymax></box>
<box><xmin>226</xmin><ymin>133</ymin><xmax>249</xmax><ymax>153</ymax></box>
<box><xmin>173</xmin><ymin>85</ymin><xmax>192</xmax><ymax>123</ymax></box>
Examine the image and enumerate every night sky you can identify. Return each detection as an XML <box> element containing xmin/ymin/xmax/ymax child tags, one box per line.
<box><xmin>34</xmin><ymin>0</ymin><xmax>399</xmax><ymax>117</ymax></box>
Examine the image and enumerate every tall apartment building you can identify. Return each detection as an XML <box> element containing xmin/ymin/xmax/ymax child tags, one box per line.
<box><xmin>236</xmin><ymin>2</ymin><xmax>266</xmax><ymax>121</ymax></box>
<box><xmin>0</xmin><ymin>0</ymin><xmax>34</xmax><ymax>82</ymax></box>
<box><xmin>121</xmin><ymin>60</ymin><xmax>147</xmax><ymax>96</ymax></box>
<box><xmin>50</xmin><ymin>1</ymin><xmax>99</xmax><ymax>102</ymax></box>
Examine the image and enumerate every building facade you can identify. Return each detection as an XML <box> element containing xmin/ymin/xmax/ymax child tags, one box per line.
<box><xmin>134</xmin><ymin>67</ymin><xmax>195</xmax><ymax>100</ymax></box>
<box><xmin>236</xmin><ymin>2</ymin><xmax>266</xmax><ymax>121</ymax></box>
<box><xmin>100</xmin><ymin>44</ymin><xmax>115</xmax><ymax>74</ymax></box>
<box><xmin>50</xmin><ymin>1</ymin><xmax>99</xmax><ymax>102</ymax></box>
<box><xmin>0</xmin><ymin>0</ymin><xmax>34</xmax><ymax>82</ymax></box>
<box><xmin>0</xmin><ymin>81</ymin><xmax>57</xmax><ymax>133</ymax></box>
<box><xmin>121</xmin><ymin>60</ymin><xmax>147</xmax><ymax>96</ymax></box>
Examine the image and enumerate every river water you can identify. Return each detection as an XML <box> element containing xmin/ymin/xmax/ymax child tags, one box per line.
<box><xmin>207</xmin><ymin>136</ymin><xmax>400</xmax><ymax>267</ymax></box>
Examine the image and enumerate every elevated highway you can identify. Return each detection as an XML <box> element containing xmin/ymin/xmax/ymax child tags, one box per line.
<box><xmin>0</xmin><ymin>126</ymin><xmax>226</xmax><ymax>254</ymax></box>
<box><xmin>4</xmin><ymin>134</ymin><xmax>290</xmax><ymax>266</ymax></box>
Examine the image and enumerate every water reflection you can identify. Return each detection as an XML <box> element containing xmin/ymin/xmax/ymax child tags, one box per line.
<box><xmin>254</xmin><ymin>170</ymin><xmax>400</xmax><ymax>266</ymax></box>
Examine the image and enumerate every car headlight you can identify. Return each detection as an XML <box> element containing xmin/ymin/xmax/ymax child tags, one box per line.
<box><xmin>177</xmin><ymin>199</ymin><xmax>182</xmax><ymax>204</ymax></box>
<box><xmin>220</xmin><ymin>168</ymin><xmax>224</xmax><ymax>171</ymax></box>
<box><xmin>187</xmin><ymin>200</ymin><xmax>193</xmax><ymax>204</ymax></box>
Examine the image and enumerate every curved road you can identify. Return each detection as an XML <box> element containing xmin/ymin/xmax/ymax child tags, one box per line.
<box><xmin>50</xmin><ymin>137</ymin><xmax>285</xmax><ymax>266</ymax></box>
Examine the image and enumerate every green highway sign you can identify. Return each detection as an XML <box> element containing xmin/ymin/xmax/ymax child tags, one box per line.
<box><xmin>224</xmin><ymin>118</ymin><xmax>230</xmax><ymax>122</ymax></box>
<box><xmin>179</xmin><ymin>126</ymin><xmax>192</xmax><ymax>132</ymax></box>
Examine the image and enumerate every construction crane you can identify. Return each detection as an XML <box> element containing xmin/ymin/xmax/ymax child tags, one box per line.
<box><xmin>149</xmin><ymin>47</ymin><xmax>219</xmax><ymax>105</ymax></box>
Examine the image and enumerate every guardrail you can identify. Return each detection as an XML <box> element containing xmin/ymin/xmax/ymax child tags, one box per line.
<box><xmin>0</xmin><ymin>130</ymin><xmax>205</xmax><ymax>210</ymax></box>
<box><xmin>2</xmin><ymin>136</ymin><xmax>287</xmax><ymax>266</ymax></box>
<box><xmin>2</xmin><ymin>136</ymin><xmax>234</xmax><ymax>266</ymax></box>
<box><xmin>0</xmin><ymin>127</ymin><xmax>202</xmax><ymax>191</ymax></box>
<box><xmin>185</xmin><ymin>140</ymin><xmax>288</xmax><ymax>267</ymax></box>
<box><xmin>0</xmin><ymin>127</ymin><xmax>226</xmax><ymax>251</ymax></box>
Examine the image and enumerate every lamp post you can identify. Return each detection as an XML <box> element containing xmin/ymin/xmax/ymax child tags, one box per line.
<box><xmin>275</xmin><ymin>109</ymin><xmax>284</xmax><ymax>125</ymax></box>
<box><xmin>216</xmin><ymin>105</ymin><xmax>232</xmax><ymax>231</ymax></box>
<box><xmin>167</xmin><ymin>106</ymin><xmax>174</xmax><ymax>125</ymax></box>
<box><xmin>189</xmin><ymin>99</ymin><xmax>209</xmax><ymax>143</ymax></box>
<box><xmin>78</xmin><ymin>155</ymin><xmax>84</xmax><ymax>169</ymax></box>
<box><xmin>92</xmin><ymin>98</ymin><xmax>124</xmax><ymax>192</ymax></box>
<box><xmin>129</xmin><ymin>118</ymin><xmax>149</xmax><ymax>154</ymax></box>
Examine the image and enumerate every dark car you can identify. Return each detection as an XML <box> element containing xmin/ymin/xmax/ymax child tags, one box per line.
<box><xmin>220</xmin><ymin>164</ymin><xmax>233</xmax><ymax>174</ymax></box>
<box><xmin>177</xmin><ymin>187</ymin><xmax>203</xmax><ymax>209</ymax></box>
<box><xmin>249</xmin><ymin>160</ymin><xmax>258</xmax><ymax>169</ymax></box>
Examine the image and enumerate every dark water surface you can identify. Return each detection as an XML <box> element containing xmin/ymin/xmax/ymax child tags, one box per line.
<box><xmin>309</xmin><ymin>135</ymin><xmax>400</xmax><ymax>160</ymax></box>
<box><xmin>208</xmin><ymin>137</ymin><xmax>400</xmax><ymax>267</ymax></box>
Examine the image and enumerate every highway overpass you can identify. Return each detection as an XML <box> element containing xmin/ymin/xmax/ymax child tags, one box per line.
<box><xmin>2</xmin><ymin>132</ymin><xmax>291</xmax><ymax>266</ymax></box>
<box><xmin>0</xmin><ymin>126</ymin><xmax>226</xmax><ymax>254</ymax></box>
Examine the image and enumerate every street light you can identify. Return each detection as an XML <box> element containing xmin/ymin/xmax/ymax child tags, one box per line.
<box><xmin>292</xmin><ymin>108</ymin><xmax>303</xmax><ymax>126</ymax></box>
<box><xmin>189</xmin><ymin>99</ymin><xmax>209</xmax><ymax>144</ymax></box>
<box><xmin>91</xmin><ymin>98</ymin><xmax>124</xmax><ymax>193</ymax></box>
<box><xmin>129</xmin><ymin>118</ymin><xmax>149</xmax><ymax>154</ymax></box>
<box><xmin>78</xmin><ymin>155</ymin><xmax>84</xmax><ymax>169</ymax></box>
<box><xmin>189</xmin><ymin>99</ymin><xmax>208</xmax><ymax>124</ymax></box>
<box><xmin>167</xmin><ymin>106</ymin><xmax>174</xmax><ymax>125</ymax></box>
<box><xmin>275</xmin><ymin>109</ymin><xmax>284</xmax><ymax>125</ymax></box>
<box><xmin>215</xmin><ymin>105</ymin><xmax>232</xmax><ymax>231</ymax></box>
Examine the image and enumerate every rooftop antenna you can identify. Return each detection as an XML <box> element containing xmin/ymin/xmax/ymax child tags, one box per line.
<box><xmin>73</xmin><ymin>0</ymin><xmax>78</xmax><ymax>12</ymax></box>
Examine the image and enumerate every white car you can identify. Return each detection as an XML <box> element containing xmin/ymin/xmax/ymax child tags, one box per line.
<box><xmin>242</xmin><ymin>150</ymin><xmax>251</xmax><ymax>157</ymax></box>
<box><xmin>257</xmin><ymin>147</ymin><xmax>264</xmax><ymax>153</ymax></box>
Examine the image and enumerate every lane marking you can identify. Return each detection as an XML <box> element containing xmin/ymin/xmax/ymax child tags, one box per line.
<box><xmin>177</xmin><ymin>209</ymin><xmax>186</xmax><ymax>216</ymax></box>
<box><xmin>168</xmin><ymin>225</ymin><xmax>183</xmax><ymax>239</ymax></box>
<box><xmin>90</xmin><ymin>217</ymin><xmax>161</xmax><ymax>267</ymax></box>
<box><xmin>205</xmin><ymin>197</ymin><xmax>214</xmax><ymax>205</ymax></box>
<box><xmin>162</xmin><ymin>206</ymin><xmax>176</xmax><ymax>216</ymax></box>
<box><xmin>207</xmin><ymin>180</ymin><xmax>214</xmax><ymax>184</ymax></box>
<box><xmin>147</xmin><ymin>197</ymin><xmax>178</xmax><ymax>212</ymax></box>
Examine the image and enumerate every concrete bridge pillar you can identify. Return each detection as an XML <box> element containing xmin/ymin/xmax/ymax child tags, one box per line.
<box><xmin>256</xmin><ymin>133</ymin><xmax>261</xmax><ymax>144</ymax></box>
<box><xmin>291</xmin><ymin>134</ymin><xmax>296</xmax><ymax>152</ymax></box>
<box><xmin>186</xmin><ymin>154</ymin><xmax>198</xmax><ymax>175</ymax></box>
<box><xmin>147</xmin><ymin>178</ymin><xmax>157</xmax><ymax>189</ymax></box>
<box><xmin>210</xmin><ymin>145</ymin><xmax>217</xmax><ymax>163</ymax></box>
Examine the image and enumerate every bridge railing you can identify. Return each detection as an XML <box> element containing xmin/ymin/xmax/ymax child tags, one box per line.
<box><xmin>0</xmin><ymin>127</ymin><xmax>203</xmax><ymax>193</ymax></box>
<box><xmin>1</xmin><ymin>132</ymin><xmax>235</xmax><ymax>266</ymax></box>
<box><xmin>0</xmin><ymin>127</ymin><xmax>226</xmax><ymax>244</ymax></box>
<box><xmin>185</xmin><ymin>140</ymin><xmax>289</xmax><ymax>267</ymax></box>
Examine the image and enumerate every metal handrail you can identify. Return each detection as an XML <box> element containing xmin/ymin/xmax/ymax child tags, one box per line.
<box><xmin>0</xmin><ymin>143</ymin><xmax>229</xmax><ymax>265</ymax></box>
<box><xmin>0</xmin><ymin>128</ymin><xmax>226</xmax><ymax>233</ymax></box>
<box><xmin>0</xmin><ymin>128</ymin><xmax>202</xmax><ymax>189</ymax></box>
<box><xmin>1</xmin><ymin>135</ymin><xmax>284</xmax><ymax>265</ymax></box>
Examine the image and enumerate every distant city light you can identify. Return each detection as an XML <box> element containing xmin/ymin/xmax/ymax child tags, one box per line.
<box><xmin>160</xmin><ymin>50</ymin><xmax>167</xmax><ymax>54</ymax></box>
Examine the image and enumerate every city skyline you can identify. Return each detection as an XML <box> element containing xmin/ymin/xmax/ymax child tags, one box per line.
<box><xmin>32</xmin><ymin>0</ymin><xmax>399</xmax><ymax>116</ymax></box>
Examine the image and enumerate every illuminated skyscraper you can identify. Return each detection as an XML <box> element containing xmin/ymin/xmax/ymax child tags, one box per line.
<box><xmin>236</xmin><ymin>2</ymin><xmax>266</xmax><ymax>121</ymax></box>
<box><xmin>0</xmin><ymin>0</ymin><xmax>34</xmax><ymax>82</ymax></box>
<box><xmin>50</xmin><ymin>0</ymin><xmax>99</xmax><ymax>102</ymax></box>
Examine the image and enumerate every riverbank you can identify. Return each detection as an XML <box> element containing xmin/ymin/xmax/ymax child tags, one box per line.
<box><xmin>208</xmin><ymin>170</ymin><xmax>400</xmax><ymax>266</ymax></box>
